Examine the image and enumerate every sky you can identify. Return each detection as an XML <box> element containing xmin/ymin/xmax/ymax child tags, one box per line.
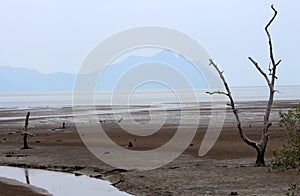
<box><xmin>0</xmin><ymin>0</ymin><xmax>299</xmax><ymax>87</ymax></box>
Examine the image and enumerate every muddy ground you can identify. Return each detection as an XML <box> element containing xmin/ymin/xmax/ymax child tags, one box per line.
<box><xmin>0</xmin><ymin>100</ymin><xmax>299</xmax><ymax>195</ymax></box>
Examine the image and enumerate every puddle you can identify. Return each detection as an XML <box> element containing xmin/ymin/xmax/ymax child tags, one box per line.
<box><xmin>0</xmin><ymin>166</ymin><xmax>132</xmax><ymax>196</ymax></box>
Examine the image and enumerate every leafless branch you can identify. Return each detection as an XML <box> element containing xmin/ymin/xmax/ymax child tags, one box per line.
<box><xmin>262</xmin><ymin>5</ymin><xmax>279</xmax><ymax>136</ymax></box>
<box><xmin>208</xmin><ymin>59</ymin><xmax>258</xmax><ymax>148</ymax></box>
<box><xmin>248</xmin><ymin>57</ymin><xmax>271</xmax><ymax>86</ymax></box>
<box><xmin>266</xmin><ymin>4</ymin><xmax>278</xmax><ymax>70</ymax></box>
<box><xmin>206</xmin><ymin>90</ymin><xmax>228</xmax><ymax>96</ymax></box>
<box><xmin>275</xmin><ymin>60</ymin><xmax>281</xmax><ymax>67</ymax></box>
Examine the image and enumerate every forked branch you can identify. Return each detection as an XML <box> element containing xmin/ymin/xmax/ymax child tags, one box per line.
<box><xmin>207</xmin><ymin>59</ymin><xmax>258</xmax><ymax>149</ymax></box>
<box><xmin>246</xmin><ymin>5</ymin><xmax>280</xmax><ymax>138</ymax></box>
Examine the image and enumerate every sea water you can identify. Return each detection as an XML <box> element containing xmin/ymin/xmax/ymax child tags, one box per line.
<box><xmin>0</xmin><ymin>86</ymin><xmax>299</xmax><ymax>108</ymax></box>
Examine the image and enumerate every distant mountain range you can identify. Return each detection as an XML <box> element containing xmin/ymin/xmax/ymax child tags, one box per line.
<box><xmin>0</xmin><ymin>50</ymin><xmax>207</xmax><ymax>93</ymax></box>
<box><xmin>0</xmin><ymin>66</ymin><xmax>75</xmax><ymax>92</ymax></box>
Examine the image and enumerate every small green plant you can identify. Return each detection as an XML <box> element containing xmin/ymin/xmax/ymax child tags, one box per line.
<box><xmin>286</xmin><ymin>183</ymin><xmax>300</xmax><ymax>196</ymax></box>
<box><xmin>270</xmin><ymin>103</ymin><xmax>300</xmax><ymax>170</ymax></box>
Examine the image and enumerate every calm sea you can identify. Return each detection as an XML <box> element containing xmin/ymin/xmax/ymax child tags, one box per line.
<box><xmin>0</xmin><ymin>86</ymin><xmax>299</xmax><ymax>108</ymax></box>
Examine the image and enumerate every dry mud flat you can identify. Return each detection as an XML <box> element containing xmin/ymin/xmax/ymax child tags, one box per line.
<box><xmin>0</xmin><ymin>100</ymin><xmax>299</xmax><ymax>195</ymax></box>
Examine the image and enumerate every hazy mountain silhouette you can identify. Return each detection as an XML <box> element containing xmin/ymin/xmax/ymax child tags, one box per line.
<box><xmin>0</xmin><ymin>66</ymin><xmax>75</xmax><ymax>92</ymax></box>
<box><xmin>0</xmin><ymin>50</ymin><xmax>207</xmax><ymax>92</ymax></box>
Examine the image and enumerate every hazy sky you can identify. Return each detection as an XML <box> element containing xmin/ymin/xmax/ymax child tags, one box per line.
<box><xmin>0</xmin><ymin>0</ymin><xmax>299</xmax><ymax>86</ymax></box>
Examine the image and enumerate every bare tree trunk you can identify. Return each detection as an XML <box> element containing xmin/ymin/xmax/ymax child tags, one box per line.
<box><xmin>255</xmin><ymin>142</ymin><xmax>268</xmax><ymax>166</ymax></box>
<box><xmin>22</xmin><ymin>112</ymin><xmax>31</xmax><ymax>149</ymax></box>
<box><xmin>207</xmin><ymin>5</ymin><xmax>280</xmax><ymax>166</ymax></box>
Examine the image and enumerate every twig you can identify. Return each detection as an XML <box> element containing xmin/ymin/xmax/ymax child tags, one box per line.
<box><xmin>248</xmin><ymin>57</ymin><xmax>271</xmax><ymax>86</ymax></box>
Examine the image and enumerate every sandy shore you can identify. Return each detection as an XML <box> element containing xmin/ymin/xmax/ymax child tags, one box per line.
<box><xmin>0</xmin><ymin>100</ymin><xmax>299</xmax><ymax>195</ymax></box>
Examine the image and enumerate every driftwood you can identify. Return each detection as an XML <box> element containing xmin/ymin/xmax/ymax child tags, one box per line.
<box><xmin>99</xmin><ymin>118</ymin><xmax>123</xmax><ymax>124</ymax></box>
<box><xmin>207</xmin><ymin>5</ymin><xmax>280</xmax><ymax>166</ymax></box>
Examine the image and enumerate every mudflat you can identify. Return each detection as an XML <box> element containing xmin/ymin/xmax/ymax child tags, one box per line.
<box><xmin>0</xmin><ymin>177</ymin><xmax>50</xmax><ymax>196</ymax></box>
<box><xmin>0</xmin><ymin>100</ymin><xmax>299</xmax><ymax>195</ymax></box>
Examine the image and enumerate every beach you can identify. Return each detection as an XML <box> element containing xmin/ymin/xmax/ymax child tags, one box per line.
<box><xmin>0</xmin><ymin>100</ymin><xmax>299</xmax><ymax>195</ymax></box>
